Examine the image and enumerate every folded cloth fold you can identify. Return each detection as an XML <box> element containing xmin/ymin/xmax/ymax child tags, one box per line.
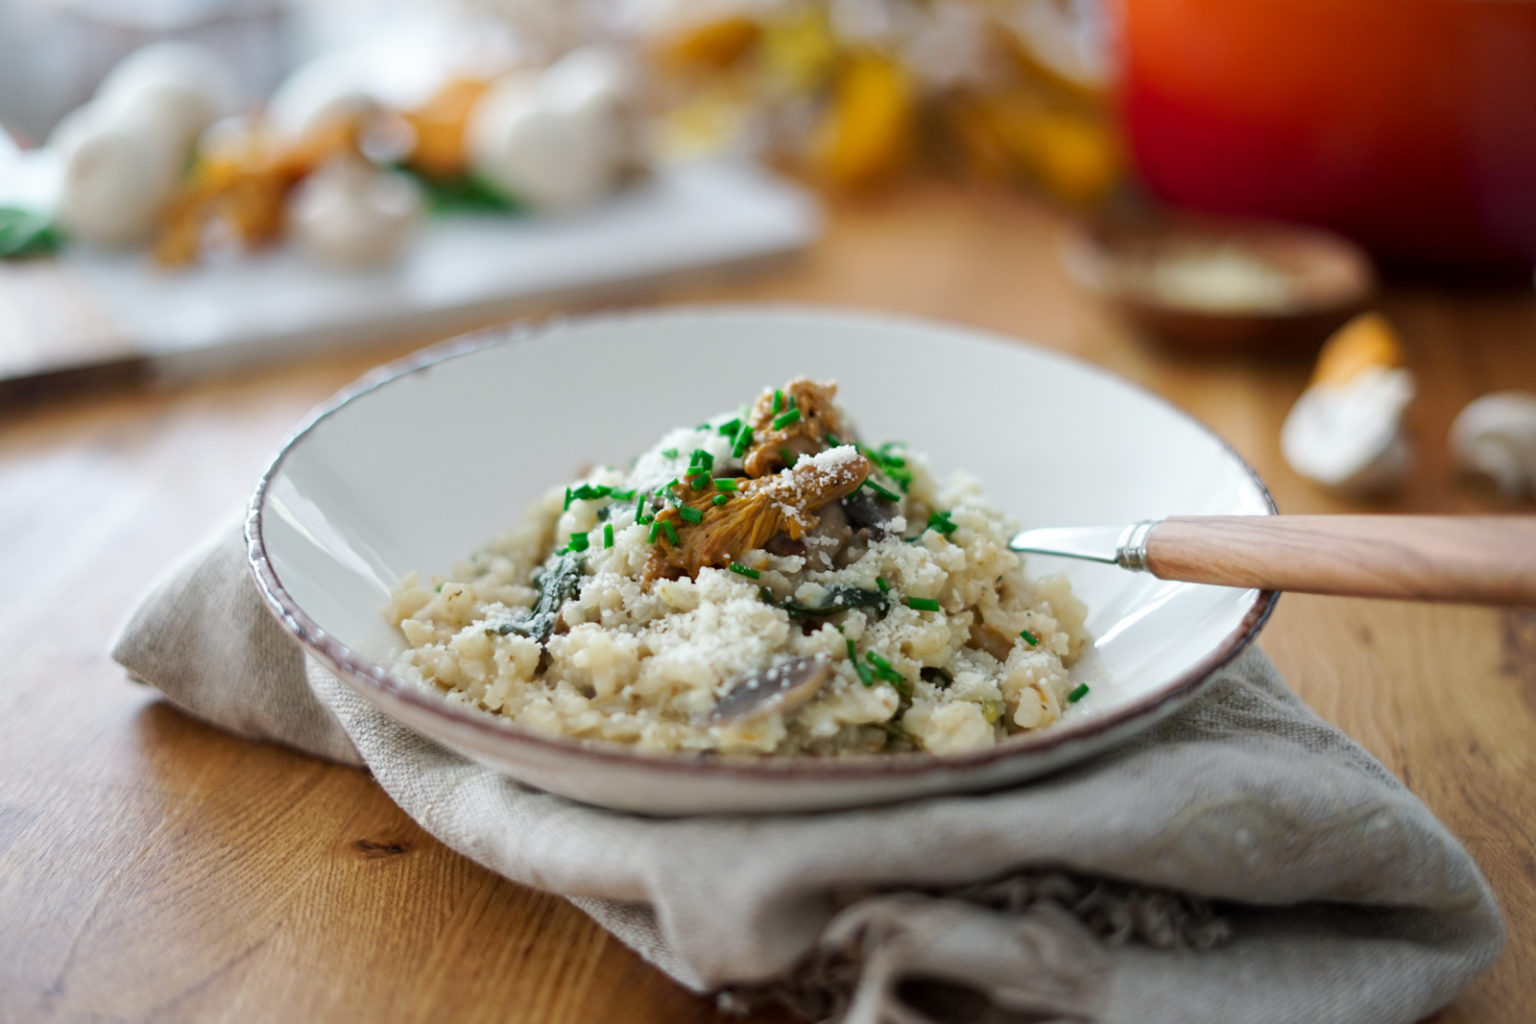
<box><xmin>111</xmin><ymin>524</ymin><xmax>1504</xmax><ymax>1024</ymax></box>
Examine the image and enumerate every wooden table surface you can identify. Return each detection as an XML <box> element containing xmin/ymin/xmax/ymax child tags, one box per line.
<box><xmin>3</xmin><ymin>183</ymin><xmax>1533</xmax><ymax>1023</ymax></box>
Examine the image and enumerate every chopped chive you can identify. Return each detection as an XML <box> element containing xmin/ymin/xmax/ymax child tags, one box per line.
<box><xmin>787</xmin><ymin>393</ymin><xmax>797</xmax><ymax>410</ymax></box>
<box><xmin>713</xmin><ymin>477</ymin><xmax>738</xmax><ymax>492</ymax></box>
<box><xmin>689</xmin><ymin>449</ymin><xmax>715</xmax><ymax>471</ymax></box>
<box><xmin>569</xmin><ymin>483</ymin><xmax>611</xmax><ymax>501</ymax></box>
<box><xmin>603</xmin><ymin>523</ymin><xmax>614</xmax><ymax>549</ymax></box>
<box><xmin>567</xmin><ymin>531</ymin><xmax>589</xmax><ymax>552</ymax></box>
<box><xmin>678</xmin><ymin>505</ymin><xmax>703</xmax><ymax>524</ymax></box>
<box><xmin>863</xmin><ymin>651</ymin><xmax>907</xmax><ymax>691</ymax></box>
<box><xmin>648</xmin><ymin>520</ymin><xmax>661</xmax><ymax>543</ymax></box>
<box><xmin>662</xmin><ymin>520</ymin><xmax>680</xmax><ymax>546</ymax></box>
<box><xmin>729</xmin><ymin>562</ymin><xmax>761</xmax><ymax>580</ymax></box>
<box><xmin>824</xmin><ymin>431</ymin><xmax>842</xmax><ymax>446</ymax></box>
<box><xmin>875</xmin><ymin>576</ymin><xmax>890</xmax><ymax>593</ymax></box>
<box><xmin>1068</xmin><ymin>683</ymin><xmax>1090</xmax><ymax>703</ymax></box>
<box><xmin>634</xmin><ymin>493</ymin><xmax>648</xmax><ymax>521</ymax></box>
<box><xmin>927</xmin><ymin>510</ymin><xmax>958</xmax><ymax>536</ymax></box>
<box><xmin>1020</xmin><ymin>629</ymin><xmax>1040</xmax><ymax>646</ymax></box>
<box><xmin>771</xmin><ymin>389</ymin><xmax>784</xmax><ymax>414</ymax></box>
<box><xmin>609</xmin><ymin>488</ymin><xmax>635</xmax><ymax>501</ymax></box>
<box><xmin>718</xmin><ymin>417</ymin><xmax>742</xmax><ymax>437</ymax></box>
<box><xmin>906</xmin><ymin>597</ymin><xmax>942</xmax><ymax>612</ymax></box>
<box><xmin>779</xmin><ymin>446</ymin><xmax>798</xmax><ymax>467</ymax></box>
<box><xmin>732</xmin><ymin>422</ymin><xmax>754</xmax><ymax>457</ymax></box>
<box><xmin>563</xmin><ymin>487</ymin><xmax>573</xmax><ymax>510</ymax></box>
<box><xmin>712</xmin><ymin>494</ymin><xmax>729</xmax><ymax>506</ymax></box>
<box><xmin>689</xmin><ymin>473</ymin><xmax>712</xmax><ymax>490</ymax></box>
<box><xmin>865</xmin><ymin>478</ymin><xmax>900</xmax><ymax>502</ymax></box>
<box><xmin>771</xmin><ymin>408</ymin><xmax>802</xmax><ymax>430</ymax></box>
<box><xmin>661</xmin><ymin>448</ymin><xmax>679</xmax><ymax>458</ymax></box>
<box><xmin>435</xmin><ymin>583</ymin><xmax>443</xmax><ymax>593</ymax></box>
<box><xmin>847</xmin><ymin>640</ymin><xmax>874</xmax><ymax>687</ymax></box>
<box><xmin>664</xmin><ymin>478</ymin><xmax>680</xmax><ymax>494</ymax></box>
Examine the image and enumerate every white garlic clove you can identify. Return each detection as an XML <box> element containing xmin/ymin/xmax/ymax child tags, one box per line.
<box><xmin>1281</xmin><ymin>366</ymin><xmax>1415</xmax><ymax>495</ymax></box>
<box><xmin>94</xmin><ymin>41</ymin><xmax>237</xmax><ymax>152</ymax></box>
<box><xmin>289</xmin><ymin>158</ymin><xmax>421</xmax><ymax>267</ymax></box>
<box><xmin>466</xmin><ymin>75</ymin><xmax>616</xmax><ymax>212</ymax></box>
<box><xmin>267</xmin><ymin>56</ymin><xmax>380</xmax><ymax>145</ymax></box>
<box><xmin>539</xmin><ymin>45</ymin><xmax>648</xmax><ymax>172</ymax></box>
<box><xmin>1449</xmin><ymin>392</ymin><xmax>1536</xmax><ymax>501</ymax></box>
<box><xmin>51</xmin><ymin>102</ymin><xmax>182</xmax><ymax>247</ymax></box>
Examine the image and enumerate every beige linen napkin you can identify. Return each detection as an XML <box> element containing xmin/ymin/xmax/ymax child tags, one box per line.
<box><xmin>113</xmin><ymin>524</ymin><xmax>1504</xmax><ymax>1024</ymax></box>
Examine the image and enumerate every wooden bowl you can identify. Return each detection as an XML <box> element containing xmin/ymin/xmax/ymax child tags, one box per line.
<box><xmin>1061</xmin><ymin>214</ymin><xmax>1377</xmax><ymax>357</ymax></box>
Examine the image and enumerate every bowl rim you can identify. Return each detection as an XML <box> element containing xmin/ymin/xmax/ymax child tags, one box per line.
<box><xmin>246</xmin><ymin>304</ymin><xmax>1279</xmax><ymax>780</ymax></box>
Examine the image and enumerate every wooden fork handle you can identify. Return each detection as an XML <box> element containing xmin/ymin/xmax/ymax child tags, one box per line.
<box><xmin>1146</xmin><ymin>516</ymin><xmax>1536</xmax><ymax>605</ymax></box>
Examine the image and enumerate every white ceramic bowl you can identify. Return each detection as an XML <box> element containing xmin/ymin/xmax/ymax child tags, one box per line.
<box><xmin>248</xmin><ymin>306</ymin><xmax>1276</xmax><ymax>814</ymax></box>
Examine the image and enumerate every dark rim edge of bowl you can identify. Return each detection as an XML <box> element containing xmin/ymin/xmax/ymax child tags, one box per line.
<box><xmin>245</xmin><ymin>304</ymin><xmax>1280</xmax><ymax>782</ymax></box>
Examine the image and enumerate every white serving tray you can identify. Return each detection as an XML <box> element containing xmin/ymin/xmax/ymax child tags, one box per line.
<box><xmin>0</xmin><ymin>157</ymin><xmax>819</xmax><ymax>392</ymax></box>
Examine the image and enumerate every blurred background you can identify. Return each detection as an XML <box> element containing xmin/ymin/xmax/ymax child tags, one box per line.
<box><xmin>0</xmin><ymin>0</ymin><xmax>1533</xmax><ymax>412</ymax></box>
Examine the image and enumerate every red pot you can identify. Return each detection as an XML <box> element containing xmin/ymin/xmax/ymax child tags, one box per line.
<box><xmin>1117</xmin><ymin>0</ymin><xmax>1536</xmax><ymax>269</ymax></box>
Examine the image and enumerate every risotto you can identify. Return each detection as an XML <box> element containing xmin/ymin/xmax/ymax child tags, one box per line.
<box><xmin>387</xmin><ymin>378</ymin><xmax>1089</xmax><ymax>756</ymax></box>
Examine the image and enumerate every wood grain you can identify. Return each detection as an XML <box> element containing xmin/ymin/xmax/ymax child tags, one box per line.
<box><xmin>1</xmin><ymin>182</ymin><xmax>1533</xmax><ymax>1024</ymax></box>
<box><xmin>1147</xmin><ymin>515</ymin><xmax>1536</xmax><ymax>604</ymax></box>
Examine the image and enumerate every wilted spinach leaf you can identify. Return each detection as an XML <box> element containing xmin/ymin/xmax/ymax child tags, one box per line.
<box><xmin>497</xmin><ymin>550</ymin><xmax>584</xmax><ymax>643</ymax></box>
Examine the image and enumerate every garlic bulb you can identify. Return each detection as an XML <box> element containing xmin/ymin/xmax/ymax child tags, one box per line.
<box><xmin>539</xmin><ymin>45</ymin><xmax>648</xmax><ymax>172</ymax></box>
<box><xmin>94</xmin><ymin>41</ymin><xmax>237</xmax><ymax>151</ymax></box>
<box><xmin>466</xmin><ymin>74</ymin><xmax>615</xmax><ymax>211</ymax></box>
<box><xmin>1281</xmin><ymin>313</ymin><xmax>1414</xmax><ymax>495</ymax></box>
<box><xmin>47</xmin><ymin>41</ymin><xmax>234</xmax><ymax>246</ymax></box>
<box><xmin>267</xmin><ymin>57</ymin><xmax>380</xmax><ymax>145</ymax></box>
<box><xmin>289</xmin><ymin>157</ymin><xmax>422</xmax><ymax>267</ymax></box>
<box><xmin>1450</xmin><ymin>392</ymin><xmax>1536</xmax><ymax>501</ymax></box>
<box><xmin>50</xmin><ymin>102</ymin><xmax>182</xmax><ymax>246</ymax></box>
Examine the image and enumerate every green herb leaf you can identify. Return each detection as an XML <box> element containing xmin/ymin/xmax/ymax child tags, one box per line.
<box><xmin>927</xmin><ymin>510</ymin><xmax>958</xmax><ymax>536</ymax></box>
<box><xmin>414</xmin><ymin>171</ymin><xmax>522</xmax><ymax>214</ymax></box>
<box><xmin>758</xmin><ymin>585</ymin><xmax>889</xmax><ymax>620</ymax></box>
<box><xmin>732</xmin><ymin>422</ymin><xmax>754</xmax><ymax>458</ymax></box>
<box><xmin>863</xmin><ymin>651</ymin><xmax>908</xmax><ymax>692</ymax></box>
<box><xmin>847</xmin><ymin>639</ymin><xmax>874</xmax><ymax>687</ymax></box>
<box><xmin>0</xmin><ymin>207</ymin><xmax>63</xmax><ymax>260</ymax></box>
<box><xmin>496</xmin><ymin>550</ymin><xmax>583</xmax><ymax>643</ymax></box>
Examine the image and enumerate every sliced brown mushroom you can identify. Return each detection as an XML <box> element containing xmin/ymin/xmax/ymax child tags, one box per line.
<box><xmin>709</xmin><ymin>655</ymin><xmax>832</xmax><ymax>724</ymax></box>
<box><xmin>644</xmin><ymin>449</ymin><xmax>871</xmax><ymax>580</ymax></box>
<box><xmin>969</xmin><ymin>619</ymin><xmax>1017</xmax><ymax>663</ymax></box>
<box><xmin>742</xmin><ymin>378</ymin><xmax>848</xmax><ymax>478</ymax></box>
